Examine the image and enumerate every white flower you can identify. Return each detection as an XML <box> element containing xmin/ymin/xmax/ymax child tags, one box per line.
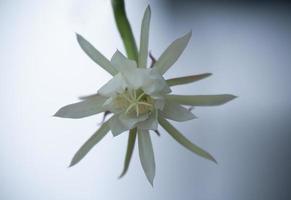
<box><xmin>54</xmin><ymin>6</ymin><xmax>236</xmax><ymax>185</ymax></box>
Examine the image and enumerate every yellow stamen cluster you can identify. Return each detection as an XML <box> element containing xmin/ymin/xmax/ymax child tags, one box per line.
<box><xmin>116</xmin><ymin>89</ymin><xmax>153</xmax><ymax>117</ymax></box>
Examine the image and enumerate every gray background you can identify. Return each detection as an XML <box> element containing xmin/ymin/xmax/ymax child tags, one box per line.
<box><xmin>1</xmin><ymin>0</ymin><xmax>290</xmax><ymax>199</ymax></box>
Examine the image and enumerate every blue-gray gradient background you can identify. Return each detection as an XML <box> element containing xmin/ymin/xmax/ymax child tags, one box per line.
<box><xmin>1</xmin><ymin>0</ymin><xmax>290</xmax><ymax>199</ymax></box>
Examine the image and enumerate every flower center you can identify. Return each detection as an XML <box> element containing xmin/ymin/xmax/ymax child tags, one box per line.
<box><xmin>116</xmin><ymin>89</ymin><xmax>153</xmax><ymax>117</ymax></box>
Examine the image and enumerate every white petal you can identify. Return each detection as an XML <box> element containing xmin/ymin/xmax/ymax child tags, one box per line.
<box><xmin>160</xmin><ymin>100</ymin><xmax>196</xmax><ymax>122</ymax></box>
<box><xmin>54</xmin><ymin>95</ymin><xmax>107</xmax><ymax>119</ymax></box>
<box><xmin>138</xmin><ymin>129</ymin><xmax>155</xmax><ymax>186</ymax></box>
<box><xmin>138</xmin><ymin>6</ymin><xmax>151</xmax><ymax>68</ymax></box>
<box><xmin>69</xmin><ymin>120</ymin><xmax>110</xmax><ymax>167</ymax></box>
<box><xmin>102</xmin><ymin>96</ymin><xmax>123</xmax><ymax>113</ymax></box>
<box><xmin>76</xmin><ymin>34</ymin><xmax>117</xmax><ymax>75</ymax></box>
<box><xmin>109</xmin><ymin>114</ymin><xmax>128</xmax><ymax>136</ymax></box>
<box><xmin>119</xmin><ymin>113</ymin><xmax>148</xmax><ymax>129</ymax></box>
<box><xmin>166</xmin><ymin>73</ymin><xmax>212</xmax><ymax>87</ymax></box>
<box><xmin>142</xmin><ymin>68</ymin><xmax>171</xmax><ymax>95</ymax></box>
<box><xmin>154</xmin><ymin>31</ymin><xmax>192</xmax><ymax>75</ymax></box>
<box><xmin>111</xmin><ymin>50</ymin><xmax>137</xmax><ymax>71</ymax></box>
<box><xmin>98</xmin><ymin>73</ymin><xmax>126</xmax><ymax>97</ymax></box>
<box><xmin>153</xmin><ymin>97</ymin><xmax>165</xmax><ymax>110</ymax></box>
<box><xmin>137</xmin><ymin>110</ymin><xmax>158</xmax><ymax>130</ymax></box>
<box><xmin>111</xmin><ymin>51</ymin><xmax>149</xmax><ymax>89</ymax></box>
<box><xmin>158</xmin><ymin>116</ymin><xmax>216</xmax><ymax>163</ymax></box>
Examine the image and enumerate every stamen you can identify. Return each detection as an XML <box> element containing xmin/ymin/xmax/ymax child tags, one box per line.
<box><xmin>120</xmin><ymin>93</ymin><xmax>132</xmax><ymax>103</ymax></box>
<box><xmin>136</xmin><ymin>92</ymin><xmax>145</xmax><ymax>101</ymax></box>
<box><xmin>137</xmin><ymin>102</ymin><xmax>153</xmax><ymax>108</ymax></box>
<box><xmin>125</xmin><ymin>102</ymin><xmax>137</xmax><ymax>114</ymax></box>
<box><xmin>136</xmin><ymin>104</ymin><xmax>139</xmax><ymax>117</ymax></box>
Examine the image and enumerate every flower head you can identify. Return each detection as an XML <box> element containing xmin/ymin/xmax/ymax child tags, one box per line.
<box><xmin>54</xmin><ymin>6</ymin><xmax>236</xmax><ymax>185</ymax></box>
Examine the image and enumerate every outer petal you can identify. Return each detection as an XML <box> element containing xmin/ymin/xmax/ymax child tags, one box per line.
<box><xmin>158</xmin><ymin>116</ymin><xmax>216</xmax><ymax>163</ymax></box>
<box><xmin>166</xmin><ymin>73</ymin><xmax>212</xmax><ymax>87</ymax></box>
<box><xmin>54</xmin><ymin>95</ymin><xmax>107</xmax><ymax>119</ymax></box>
<box><xmin>119</xmin><ymin>129</ymin><xmax>137</xmax><ymax>178</ymax></box>
<box><xmin>98</xmin><ymin>73</ymin><xmax>126</xmax><ymax>97</ymax></box>
<box><xmin>160</xmin><ymin>100</ymin><xmax>196</xmax><ymax>122</ymax></box>
<box><xmin>165</xmin><ymin>94</ymin><xmax>237</xmax><ymax>106</ymax></box>
<box><xmin>138</xmin><ymin>129</ymin><xmax>155</xmax><ymax>186</ymax></box>
<box><xmin>76</xmin><ymin>34</ymin><xmax>117</xmax><ymax>75</ymax></box>
<box><xmin>69</xmin><ymin>120</ymin><xmax>110</xmax><ymax>167</ymax></box>
<box><xmin>138</xmin><ymin>6</ymin><xmax>151</xmax><ymax>68</ymax></box>
<box><xmin>109</xmin><ymin>114</ymin><xmax>128</xmax><ymax>136</ymax></box>
<box><xmin>154</xmin><ymin>31</ymin><xmax>192</xmax><ymax>75</ymax></box>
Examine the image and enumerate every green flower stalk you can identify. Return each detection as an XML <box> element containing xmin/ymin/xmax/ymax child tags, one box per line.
<box><xmin>54</xmin><ymin>1</ymin><xmax>236</xmax><ymax>186</ymax></box>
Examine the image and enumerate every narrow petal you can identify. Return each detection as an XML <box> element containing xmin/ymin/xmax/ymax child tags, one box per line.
<box><xmin>138</xmin><ymin>6</ymin><xmax>151</xmax><ymax>68</ymax></box>
<box><xmin>160</xmin><ymin>100</ymin><xmax>196</xmax><ymax>122</ymax></box>
<box><xmin>158</xmin><ymin>116</ymin><xmax>216</xmax><ymax>163</ymax></box>
<box><xmin>165</xmin><ymin>94</ymin><xmax>237</xmax><ymax>106</ymax></box>
<box><xmin>119</xmin><ymin>129</ymin><xmax>137</xmax><ymax>178</ymax></box>
<box><xmin>167</xmin><ymin>73</ymin><xmax>212</xmax><ymax>87</ymax></box>
<box><xmin>76</xmin><ymin>34</ymin><xmax>117</xmax><ymax>75</ymax></box>
<box><xmin>154</xmin><ymin>31</ymin><xmax>192</xmax><ymax>75</ymax></box>
<box><xmin>138</xmin><ymin>129</ymin><xmax>155</xmax><ymax>186</ymax></box>
<box><xmin>109</xmin><ymin>114</ymin><xmax>128</xmax><ymax>136</ymax></box>
<box><xmin>54</xmin><ymin>95</ymin><xmax>107</xmax><ymax>119</ymax></box>
<box><xmin>69</xmin><ymin>120</ymin><xmax>110</xmax><ymax>167</ymax></box>
<box><xmin>78</xmin><ymin>93</ymin><xmax>101</xmax><ymax>100</ymax></box>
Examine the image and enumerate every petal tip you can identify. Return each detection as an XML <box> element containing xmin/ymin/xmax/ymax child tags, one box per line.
<box><xmin>228</xmin><ymin>94</ymin><xmax>238</xmax><ymax>101</ymax></box>
<box><xmin>68</xmin><ymin>160</ymin><xmax>76</xmax><ymax>168</ymax></box>
<box><xmin>186</xmin><ymin>30</ymin><xmax>192</xmax><ymax>39</ymax></box>
<box><xmin>146</xmin><ymin>5</ymin><xmax>151</xmax><ymax>12</ymax></box>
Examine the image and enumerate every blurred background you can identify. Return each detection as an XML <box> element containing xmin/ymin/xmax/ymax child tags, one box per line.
<box><xmin>1</xmin><ymin>0</ymin><xmax>290</xmax><ymax>199</ymax></box>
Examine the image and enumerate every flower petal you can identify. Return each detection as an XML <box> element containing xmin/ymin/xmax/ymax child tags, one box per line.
<box><xmin>111</xmin><ymin>50</ymin><xmax>137</xmax><ymax>71</ymax></box>
<box><xmin>54</xmin><ymin>95</ymin><xmax>107</xmax><ymax>119</ymax></box>
<box><xmin>98</xmin><ymin>73</ymin><xmax>126</xmax><ymax>97</ymax></box>
<box><xmin>165</xmin><ymin>94</ymin><xmax>237</xmax><ymax>106</ymax></box>
<box><xmin>167</xmin><ymin>73</ymin><xmax>212</xmax><ymax>87</ymax></box>
<box><xmin>158</xmin><ymin>116</ymin><xmax>216</xmax><ymax>163</ymax></box>
<box><xmin>102</xmin><ymin>96</ymin><xmax>124</xmax><ymax>113</ymax></box>
<box><xmin>119</xmin><ymin>113</ymin><xmax>148</xmax><ymax>129</ymax></box>
<box><xmin>160</xmin><ymin>100</ymin><xmax>196</xmax><ymax>122</ymax></box>
<box><xmin>111</xmin><ymin>51</ymin><xmax>149</xmax><ymax>89</ymax></box>
<box><xmin>109</xmin><ymin>114</ymin><xmax>128</xmax><ymax>136</ymax></box>
<box><xmin>76</xmin><ymin>33</ymin><xmax>117</xmax><ymax>75</ymax></box>
<box><xmin>137</xmin><ymin>110</ymin><xmax>158</xmax><ymax>130</ymax></box>
<box><xmin>142</xmin><ymin>68</ymin><xmax>171</xmax><ymax>95</ymax></box>
<box><xmin>153</xmin><ymin>97</ymin><xmax>166</xmax><ymax>110</ymax></box>
<box><xmin>154</xmin><ymin>31</ymin><xmax>192</xmax><ymax>75</ymax></box>
<box><xmin>138</xmin><ymin>6</ymin><xmax>151</xmax><ymax>68</ymax></box>
<box><xmin>119</xmin><ymin>129</ymin><xmax>137</xmax><ymax>178</ymax></box>
<box><xmin>69</xmin><ymin>120</ymin><xmax>110</xmax><ymax>167</ymax></box>
<box><xmin>138</xmin><ymin>129</ymin><xmax>155</xmax><ymax>186</ymax></box>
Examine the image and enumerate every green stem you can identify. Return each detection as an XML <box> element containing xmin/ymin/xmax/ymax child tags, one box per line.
<box><xmin>111</xmin><ymin>0</ymin><xmax>138</xmax><ymax>60</ymax></box>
